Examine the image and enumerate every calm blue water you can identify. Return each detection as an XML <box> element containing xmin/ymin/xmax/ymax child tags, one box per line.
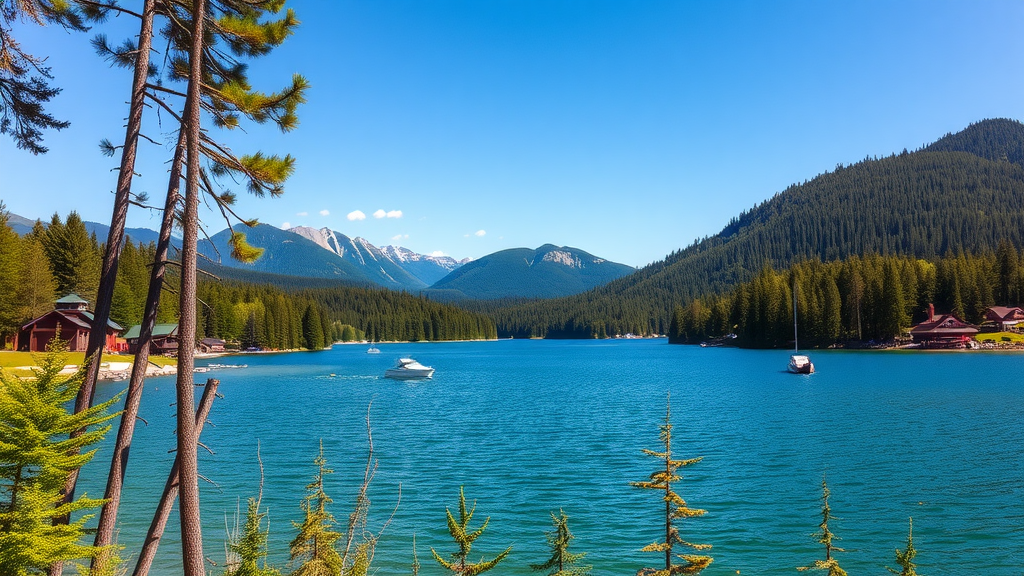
<box><xmin>80</xmin><ymin>340</ymin><xmax>1024</xmax><ymax>575</ymax></box>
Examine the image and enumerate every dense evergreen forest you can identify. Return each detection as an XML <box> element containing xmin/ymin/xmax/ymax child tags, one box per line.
<box><xmin>668</xmin><ymin>245</ymin><xmax>1024</xmax><ymax>348</ymax></box>
<box><xmin>0</xmin><ymin>210</ymin><xmax>496</xmax><ymax>349</ymax></box>
<box><xmin>481</xmin><ymin>119</ymin><xmax>1024</xmax><ymax>339</ymax></box>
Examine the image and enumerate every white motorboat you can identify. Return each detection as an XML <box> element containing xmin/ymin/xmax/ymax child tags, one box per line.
<box><xmin>384</xmin><ymin>358</ymin><xmax>434</xmax><ymax>379</ymax></box>
<box><xmin>367</xmin><ymin>345</ymin><xmax>381</xmax><ymax>354</ymax></box>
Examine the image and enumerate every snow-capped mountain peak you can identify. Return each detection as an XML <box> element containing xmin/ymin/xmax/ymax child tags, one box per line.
<box><xmin>284</xmin><ymin>226</ymin><xmax>468</xmax><ymax>287</ymax></box>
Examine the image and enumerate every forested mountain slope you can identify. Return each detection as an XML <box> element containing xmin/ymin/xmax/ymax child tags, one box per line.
<box><xmin>484</xmin><ymin>119</ymin><xmax>1024</xmax><ymax>338</ymax></box>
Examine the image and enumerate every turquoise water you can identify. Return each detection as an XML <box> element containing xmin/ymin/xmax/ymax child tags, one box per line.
<box><xmin>80</xmin><ymin>340</ymin><xmax>1024</xmax><ymax>575</ymax></box>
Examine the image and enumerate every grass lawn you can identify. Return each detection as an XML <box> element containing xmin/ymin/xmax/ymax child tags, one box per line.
<box><xmin>0</xmin><ymin>351</ymin><xmax>87</xmax><ymax>368</ymax></box>
<box><xmin>146</xmin><ymin>355</ymin><xmax>178</xmax><ymax>367</ymax></box>
<box><xmin>0</xmin><ymin>350</ymin><xmax>177</xmax><ymax>369</ymax></box>
<box><xmin>974</xmin><ymin>331</ymin><xmax>1024</xmax><ymax>344</ymax></box>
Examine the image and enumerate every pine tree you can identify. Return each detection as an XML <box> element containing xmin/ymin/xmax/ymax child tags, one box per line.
<box><xmin>224</xmin><ymin>499</ymin><xmax>280</xmax><ymax>576</ymax></box>
<box><xmin>0</xmin><ymin>207</ymin><xmax>23</xmax><ymax>342</ymax></box>
<box><xmin>289</xmin><ymin>441</ymin><xmax>343</xmax><ymax>576</ymax></box>
<box><xmin>0</xmin><ymin>334</ymin><xmax>119</xmax><ymax>575</ymax></box>
<box><xmin>530</xmin><ymin>510</ymin><xmax>591</xmax><ymax>576</ymax></box>
<box><xmin>302</xmin><ymin>304</ymin><xmax>325</xmax><ymax>350</ymax></box>
<box><xmin>163</xmin><ymin>2</ymin><xmax>304</xmax><ymax>571</ymax></box>
<box><xmin>887</xmin><ymin>518</ymin><xmax>920</xmax><ymax>576</ymax></box>
<box><xmin>16</xmin><ymin>233</ymin><xmax>56</xmax><ymax>323</ymax></box>
<box><xmin>797</xmin><ymin>477</ymin><xmax>847</xmax><ymax>576</ymax></box>
<box><xmin>39</xmin><ymin>212</ymin><xmax>99</xmax><ymax>302</ymax></box>
<box><xmin>0</xmin><ymin>0</ymin><xmax>82</xmax><ymax>153</ymax></box>
<box><xmin>631</xmin><ymin>394</ymin><xmax>712</xmax><ymax>576</ymax></box>
<box><xmin>430</xmin><ymin>487</ymin><xmax>512</xmax><ymax>576</ymax></box>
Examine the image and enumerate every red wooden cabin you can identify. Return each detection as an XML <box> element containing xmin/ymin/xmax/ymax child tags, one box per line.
<box><xmin>16</xmin><ymin>294</ymin><xmax>123</xmax><ymax>352</ymax></box>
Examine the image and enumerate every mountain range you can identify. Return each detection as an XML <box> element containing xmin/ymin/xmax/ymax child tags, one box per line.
<box><xmin>7</xmin><ymin>212</ymin><xmax>635</xmax><ymax>299</ymax></box>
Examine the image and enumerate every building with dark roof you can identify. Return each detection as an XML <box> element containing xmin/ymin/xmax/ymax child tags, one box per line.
<box><xmin>199</xmin><ymin>337</ymin><xmax>226</xmax><ymax>353</ymax></box>
<box><xmin>984</xmin><ymin>306</ymin><xmax>1024</xmax><ymax>331</ymax></box>
<box><xmin>122</xmin><ymin>323</ymin><xmax>179</xmax><ymax>355</ymax></box>
<box><xmin>15</xmin><ymin>294</ymin><xmax>123</xmax><ymax>352</ymax></box>
<box><xmin>910</xmin><ymin>304</ymin><xmax>979</xmax><ymax>348</ymax></box>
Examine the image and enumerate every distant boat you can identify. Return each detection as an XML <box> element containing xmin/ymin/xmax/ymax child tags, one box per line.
<box><xmin>789</xmin><ymin>279</ymin><xmax>814</xmax><ymax>374</ymax></box>
<box><xmin>367</xmin><ymin>344</ymin><xmax>381</xmax><ymax>354</ymax></box>
<box><xmin>384</xmin><ymin>358</ymin><xmax>434</xmax><ymax>379</ymax></box>
<box><xmin>788</xmin><ymin>354</ymin><xmax>814</xmax><ymax>374</ymax></box>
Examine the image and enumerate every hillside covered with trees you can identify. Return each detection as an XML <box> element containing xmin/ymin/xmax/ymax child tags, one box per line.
<box><xmin>483</xmin><ymin>119</ymin><xmax>1024</xmax><ymax>338</ymax></box>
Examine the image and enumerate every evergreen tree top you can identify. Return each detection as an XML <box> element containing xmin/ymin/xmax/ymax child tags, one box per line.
<box><xmin>431</xmin><ymin>487</ymin><xmax>511</xmax><ymax>576</ymax></box>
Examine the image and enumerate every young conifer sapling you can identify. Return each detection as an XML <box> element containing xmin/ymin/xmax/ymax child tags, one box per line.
<box><xmin>530</xmin><ymin>509</ymin><xmax>591</xmax><ymax>576</ymax></box>
<box><xmin>431</xmin><ymin>487</ymin><xmax>512</xmax><ymax>576</ymax></box>
<box><xmin>797</xmin><ymin>476</ymin><xmax>847</xmax><ymax>576</ymax></box>
<box><xmin>631</xmin><ymin>394</ymin><xmax>712</xmax><ymax>576</ymax></box>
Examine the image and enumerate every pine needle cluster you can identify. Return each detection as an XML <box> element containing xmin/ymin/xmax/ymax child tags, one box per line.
<box><xmin>631</xmin><ymin>395</ymin><xmax>712</xmax><ymax>576</ymax></box>
<box><xmin>0</xmin><ymin>0</ymin><xmax>82</xmax><ymax>153</ymax></box>
<box><xmin>431</xmin><ymin>487</ymin><xmax>512</xmax><ymax>576</ymax></box>
<box><xmin>0</xmin><ymin>335</ymin><xmax>120</xmax><ymax>575</ymax></box>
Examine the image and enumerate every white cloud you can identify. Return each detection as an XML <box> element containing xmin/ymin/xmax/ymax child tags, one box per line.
<box><xmin>347</xmin><ymin>210</ymin><xmax>366</xmax><ymax>221</ymax></box>
<box><xmin>430</xmin><ymin>250</ymin><xmax>447</xmax><ymax>257</ymax></box>
<box><xmin>475</xmin><ymin>229</ymin><xmax>486</xmax><ymax>237</ymax></box>
<box><xmin>319</xmin><ymin>209</ymin><xmax>330</xmax><ymax>216</ymax></box>
<box><xmin>296</xmin><ymin>211</ymin><xmax>308</xmax><ymax>217</ymax></box>
<box><xmin>373</xmin><ymin>209</ymin><xmax>403</xmax><ymax>219</ymax></box>
<box><xmin>387</xmin><ymin>210</ymin><xmax>403</xmax><ymax>219</ymax></box>
<box><xmin>463</xmin><ymin>234</ymin><xmax>469</xmax><ymax>238</ymax></box>
<box><xmin>281</xmin><ymin>222</ymin><xmax>291</xmax><ymax>229</ymax></box>
<box><xmin>373</xmin><ymin>209</ymin><xmax>386</xmax><ymax>219</ymax></box>
<box><xmin>391</xmin><ymin>234</ymin><xmax>409</xmax><ymax>241</ymax></box>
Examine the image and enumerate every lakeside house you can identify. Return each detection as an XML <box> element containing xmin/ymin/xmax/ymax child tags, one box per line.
<box><xmin>199</xmin><ymin>337</ymin><xmax>226</xmax><ymax>353</ymax></box>
<box><xmin>14</xmin><ymin>294</ymin><xmax>124</xmax><ymax>353</ymax></box>
<box><xmin>984</xmin><ymin>306</ymin><xmax>1024</xmax><ymax>331</ymax></box>
<box><xmin>123</xmin><ymin>323</ymin><xmax>179</xmax><ymax>356</ymax></box>
<box><xmin>910</xmin><ymin>304</ymin><xmax>979</xmax><ymax>348</ymax></box>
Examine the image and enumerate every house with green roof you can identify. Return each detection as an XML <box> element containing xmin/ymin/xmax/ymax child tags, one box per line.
<box><xmin>122</xmin><ymin>323</ymin><xmax>179</xmax><ymax>356</ymax></box>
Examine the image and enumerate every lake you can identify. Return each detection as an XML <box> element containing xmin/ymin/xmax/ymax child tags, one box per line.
<box><xmin>80</xmin><ymin>339</ymin><xmax>1024</xmax><ymax>575</ymax></box>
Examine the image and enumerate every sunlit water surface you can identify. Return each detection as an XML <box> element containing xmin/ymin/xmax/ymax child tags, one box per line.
<box><xmin>80</xmin><ymin>339</ymin><xmax>1024</xmax><ymax>575</ymax></box>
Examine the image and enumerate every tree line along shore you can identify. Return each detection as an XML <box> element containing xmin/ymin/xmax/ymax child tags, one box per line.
<box><xmin>668</xmin><ymin>245</ymin><xmax>1024</xmax><ymax>349</ymax></box>
<box><xmin>0</xmin><ymin>211</ymin><xmax>498</xmax><ymax>354</ymax></box>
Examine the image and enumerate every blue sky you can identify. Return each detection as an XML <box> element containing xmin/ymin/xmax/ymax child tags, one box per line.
<box><xmin>2</xmin><ymin>1</ymin><xmax>1024</xmax><ymax>267</ymax></box>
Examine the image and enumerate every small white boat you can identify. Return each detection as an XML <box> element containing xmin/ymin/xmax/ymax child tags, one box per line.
<box><xmin>384</xmin><ymin>358</ymin><xmax>434</xmax><ymax>379</ymax></box>
<box><xmin>789</xmin><ymin>279</ymin><xmax>814</xmax><ymax>374</ymax></box>
<box><xmin>788</xmin><ymin>354</ymin><xmax>814</xmax><ymax>374</ymax></box>
<box><xmin>367</xmin><ymin>345</ymin><xmax>381</xmax><ymax>354</ymax></box>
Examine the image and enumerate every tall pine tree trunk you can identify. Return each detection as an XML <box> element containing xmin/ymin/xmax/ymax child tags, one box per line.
<box><xmin>92</xmin><ymin>128</ymin><xmax>185</xmax><ymax>574</ymax></box>
<box><xmin>176</xmin><ymin>0</ymin><xmax>208</xmax><ymax>571</ymax></box>
<box><xmin>132</xmin><ymin>379</ymin><xmax>219</xmax><ymax>576</ymax></box>
<box><xmin>52</xmin><ymin>4</ymin><xmax>157</xmax><ymax>575</ymax></box>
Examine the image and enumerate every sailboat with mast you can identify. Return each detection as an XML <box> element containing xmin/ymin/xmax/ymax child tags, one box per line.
<box><xmin>788</xmin><ymin>279</ymin><xmax>815</xmax><ymax>374</ymax></box>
